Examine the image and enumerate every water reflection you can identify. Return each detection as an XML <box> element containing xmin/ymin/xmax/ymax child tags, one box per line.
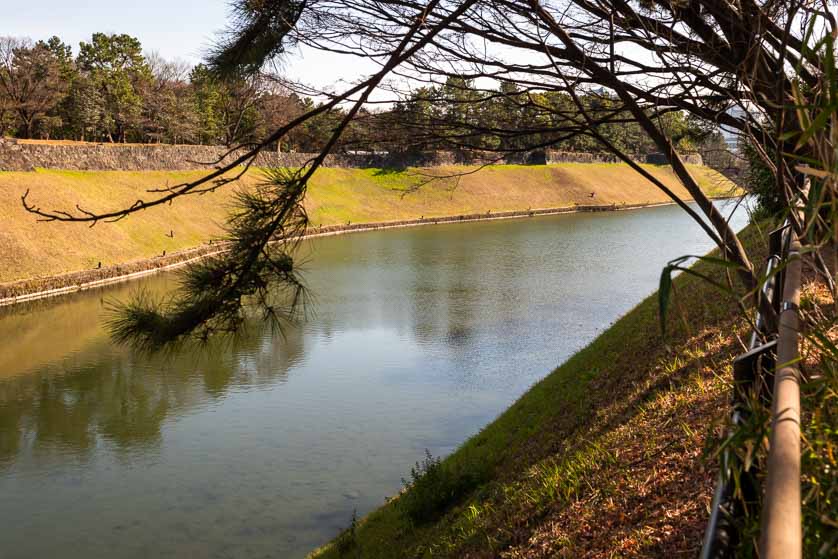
<box><xmin>0</xmin><ymin>201</ymin><xmax>750</xmax><ymax>559</ymax></box>
<box><xmin>0</xmin><ymin>286</ymin><xmax>307</xmax><ymax>465</ymax></box>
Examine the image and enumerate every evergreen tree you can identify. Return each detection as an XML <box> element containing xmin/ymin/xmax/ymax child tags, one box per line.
<box><xmin>77</xmin><ymin>33</ymin><xmax>151</xmax><ymax>142</ymax></box>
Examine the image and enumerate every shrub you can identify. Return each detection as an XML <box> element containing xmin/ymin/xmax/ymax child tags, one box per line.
<box><xmin>334</xmin><ymin>509</ymin><xmax>358</xmax><ymax>558</ymax></box>
<box><xmin>740</xmin><ymin>140</ymin><xmax>784</xmax><ymax>218</ymax></box>
<box><xmin>398</xmin><ymin>450</ymin><xmax>489</xmax><ymax>525</ymax></box>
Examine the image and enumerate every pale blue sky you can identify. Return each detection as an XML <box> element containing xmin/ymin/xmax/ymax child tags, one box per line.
<box><xmin>2</xmin><ymin>0</ymin><xmax>228</xmax><ymax>62</ymax></box>
<box><xmin>0</xmin><ymin>0</ymin><xmax>375</xmax><ymax>92</ymax></box>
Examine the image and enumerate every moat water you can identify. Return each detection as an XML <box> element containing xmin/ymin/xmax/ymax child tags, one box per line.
<box><xmin>0</xmin><ymin>200</ymin><xmax>750</xmax><ymax>558</ymax></box>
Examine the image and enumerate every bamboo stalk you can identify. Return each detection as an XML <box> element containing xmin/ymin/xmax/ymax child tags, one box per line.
<box><xmin>760</xmin><ymin>233</ymin><xmax>802</xmax><ymax>559</ymax></box>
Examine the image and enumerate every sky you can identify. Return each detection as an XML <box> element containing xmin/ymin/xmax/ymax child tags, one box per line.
<box><xmin>0</xmin><ymin>1</ymin><xmax>644</xmax><ymax>104</ymax></box>
<box><xmin>0</xmin><ymin>0</ymin><xmax>376</xmax><ymax>93</ymax></box>
<box><xmin>2</xmin><ymin>0</ymin><xmax>228</xmax><ymax>62</ymax></box>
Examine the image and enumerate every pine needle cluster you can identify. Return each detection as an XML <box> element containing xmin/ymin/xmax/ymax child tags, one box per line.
<box><xmin>109</xmin><ymin>167</ymin><xmax>309</xmax><ymax>351</ymax></box>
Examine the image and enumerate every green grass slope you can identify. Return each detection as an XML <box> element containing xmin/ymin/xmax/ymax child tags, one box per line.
<box><xmin>309</xmin><ymin>225</ymin><xmax>767</xmax><ymax>559</ymax></box>
<box><xmin>0</xmin><ymin>163</ymin><xmax>735</xmax><ymax>283</ymax></box>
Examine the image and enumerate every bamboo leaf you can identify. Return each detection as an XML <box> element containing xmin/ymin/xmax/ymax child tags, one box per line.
<box><xmin>657</xmin><ymin>254</ymin><xmax>740</xmax><ymax>337</ymax></box>
<box><xmin>795</xmin><ymin>105</ymin><xmax>836</xmax><ymax>151</ymax></box>
<box><xmin>792</xmin><ymin>81</ymin><xmax>812</xmax><ymax>132</ymax></box>
<box><xmin>671</xmin><ymin>267</ymin><xmax>736</xmax><ymax>296</ymax></box>
<box><xmin>825</xmin><ymin>34</ymin><xmax>836</xmax><ymax>102</ymax></box>
<box><xmin>784</xmin><ymin>152</ymin><xmax>832</xmax><ymax>167</ymax></box>
<box><xmin>803</xmin><ymin>177</ymin><xmax>824</xmax><ymax>242</ymax></box>
<box><xmin>689</xmin><ymin>255</ymin><xmax>742</xmax><ymax>269</ymax></box>
<box><xmin>658</xmin><ymin>265</ymin><xmax>673</xmax><ymax>336</ymax></box>
<box><xmin>796</xmin><ymin>165</ymin><xmax>835</xmax><ymax>179</ymax></box>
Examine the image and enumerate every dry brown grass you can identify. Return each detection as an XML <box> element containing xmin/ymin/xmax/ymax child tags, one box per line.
<box><xmin>0</xmin><ymin>169</ymin><xmax>249</xmax><ymax>283</ymax></box>
<box><xmin>0</xmin><ymin>163</ymin><xmax>736</xmax><ymax>283</ymax></box>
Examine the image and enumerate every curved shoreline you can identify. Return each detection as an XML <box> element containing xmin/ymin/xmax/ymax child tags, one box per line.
<box><xmin>0</xmin><ymin>200</ymin><xmax>698</xmax><ymax>307</ymax></box>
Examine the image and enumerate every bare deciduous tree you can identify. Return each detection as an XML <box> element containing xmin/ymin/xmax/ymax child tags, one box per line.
<box><xmin>22</xmin><ymin>0</ymin><xmax>837</xmax><ymax>347</ymax></box>
<box><xmin>0</xmin><ymin>37</ymin><xmax>69</xmax><ymax>138</ymax></box>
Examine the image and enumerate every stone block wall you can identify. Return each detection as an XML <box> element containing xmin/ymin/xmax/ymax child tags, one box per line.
<box><xmin>644</xmin><ymin>152</ymin><xmax>704</xmax><ymax>166</ymax></box>
<box><xmin>0</xmin><ymin>138</ymin><xmax>461</xmax><ymax>172</ymax></box>
<box><xmin>545</xmin><ymin>149</ymin><xmax>704</xmax><ymax>166</ymax></box>
<box><xmin>0</xmin><ymin>138</ymin><xmax>702</xmax><ymax>171</ymax></box>
<box><xmin>545</xmin><ymin>150</ymin><xmax>628</xmax><ymax>164</ymax></box>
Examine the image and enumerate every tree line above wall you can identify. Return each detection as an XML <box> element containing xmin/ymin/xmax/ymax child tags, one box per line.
<box><xmin>0</xmin><ymin>32</ymin><xmax>726</xmax><ymax>158</ymax></box>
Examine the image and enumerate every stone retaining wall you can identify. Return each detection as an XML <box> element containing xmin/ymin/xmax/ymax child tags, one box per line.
<box><xmin>0</xmin><ymin>138</ymin><xmax>460</xmax><ymax>171</ymax></box>
<box><xmin>0</xmin><ymin>138</ymin><xmax>702</xmax><ymax>171</ymax></box>
<box><xmin>0</xmin><ymin>200</ymin><xmax>682</xmax><ymax>306</ymax></box>
<box><xmin>645</xmin><ymin>152</ymin><xmax>704</xmax><ymax>166</ymax></box>
<box><xmin>546</xmin><ymin>149</ymin><xmax>704</xmax><ymax>166</ymax></box>
<box><xmin>545</xmin><ymin>150</ymin><xmax>628</xmax><ymax>164</ymax></box>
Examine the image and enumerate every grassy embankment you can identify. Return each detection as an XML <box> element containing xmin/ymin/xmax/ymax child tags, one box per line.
<box><xmin>0</xmin><ymin>163</ymin><xmax>734</xmax><ymax>283</ymax></box>
<box><xmin>309</xmin><ymin>224</ymin><xmax>769</xmax><ymax>558</ymax></box>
